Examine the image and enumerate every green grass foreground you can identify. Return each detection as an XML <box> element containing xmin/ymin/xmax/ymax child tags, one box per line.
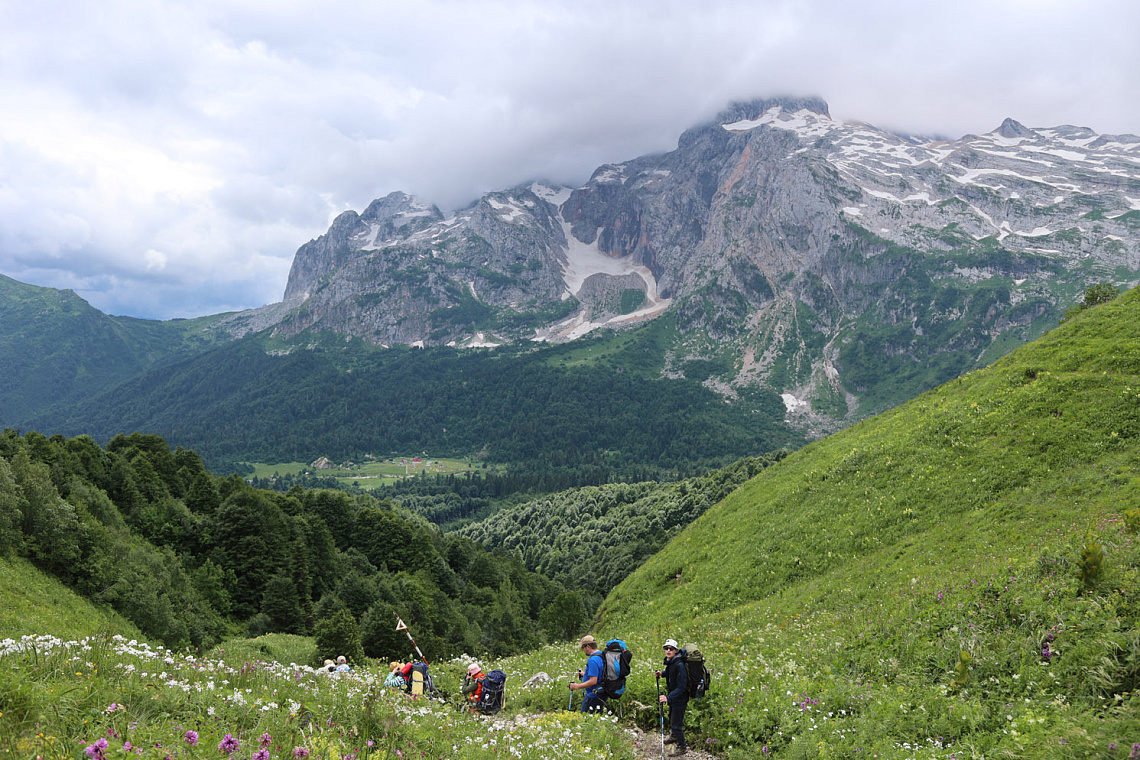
<box><xmin>6</xmin><ymin>288</ymin><xmax>1140</xmax><ymax>759</ymax></box>
<box><xmin>587</xmin><ymin>287</ymin><xmax>1140</xmax><ymax>758</ymax></box>
<box><xmin>0</xmin><ymin>634</ymin><xmax>635</xmax><ymax>760</ymax></box>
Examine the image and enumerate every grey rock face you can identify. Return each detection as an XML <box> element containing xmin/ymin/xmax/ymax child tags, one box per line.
<box><xmin>242</xmin><ymin>97</ymin><xmax>1140</xmax><ymax>429</ymax></box>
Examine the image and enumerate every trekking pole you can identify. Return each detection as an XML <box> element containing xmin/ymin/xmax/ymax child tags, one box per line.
<box><xmin>567</xmin><ymin>684</ymin><xmax>574</xmax><ymax>712</ymax></box>
<box><xmin>656</xmin><ymin>673</ymin><xmax>665</xmax><ymax>760</ymax></box>
<box><xmin>395</xmin><ymin>615</ymin><xmax>428</xmax><ymax>664</ymax></box>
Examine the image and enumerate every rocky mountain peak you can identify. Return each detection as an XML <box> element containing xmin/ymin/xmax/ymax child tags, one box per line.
<box><xmin>262</xmin><ymin>95</ymin><xmax>1139</xmax><ymax>434</ymax></box>
<box><xmin>361</xmin><ymin>191</ymin><xmax>443</xmax><ymax>227</ymax></box>
<box><xmin>996</xmin><ymin>117</ymin><xmax>1037</xmax><ymax>139</ymax></box>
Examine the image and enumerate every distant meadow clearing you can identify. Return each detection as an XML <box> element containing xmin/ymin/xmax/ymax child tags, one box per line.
<box><xmin>244</xmin><ymin>457</ymin><xmax>482</xmax><ymax>491</ymax></box>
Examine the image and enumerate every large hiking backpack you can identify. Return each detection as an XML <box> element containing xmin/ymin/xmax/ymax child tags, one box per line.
<box><xmin>600</xmin><ymin>639</ymin><xmax>632</xmax><ymax>699</ymax></box>
<box><xmin>682</xmin><ymin>644</ymin><xmax>711</xmax><ymax>699</ymax></box>
<box><xmin>476</xmin><ymin>669</ymin><xmax>507</xmax><ymax>715</ymax></box>
<box><xmin>407</xmin><ymin>661</ymin><xmax>435</xmax><ymax>697</ymax></box>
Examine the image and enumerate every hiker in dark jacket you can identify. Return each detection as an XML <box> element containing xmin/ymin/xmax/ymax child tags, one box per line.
<box><xmin>657</xmin><ymin>638</ymin><xmax>688</xmax><ymax>756</ymax></box>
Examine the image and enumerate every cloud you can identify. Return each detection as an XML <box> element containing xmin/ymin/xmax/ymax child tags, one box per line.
<box><xmin>0</xmin><ymin>0</ymin><xmax>1137</xmax><ymax>318</ymax></box>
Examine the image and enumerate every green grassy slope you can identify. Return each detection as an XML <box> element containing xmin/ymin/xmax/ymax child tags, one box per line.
<box><xmin>586</xmin><ymin>288</ymin><xmax>1140</xmax><ymax>758</ymax></box>
<box><xmin>0</xmin><ymin>556</ymin><xmax>141</xmax><ymax>641</ymax></box>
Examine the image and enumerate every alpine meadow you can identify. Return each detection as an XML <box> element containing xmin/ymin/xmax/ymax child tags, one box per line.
<box><xmin>4</xmin><ymin>87</ymin><xmax>1140</xmax><ymax>760</ymax></box>
<box><xmin>2</xmin><ymin>285</ymin><xmax>1139</xmax><ymax>758</ymax></box>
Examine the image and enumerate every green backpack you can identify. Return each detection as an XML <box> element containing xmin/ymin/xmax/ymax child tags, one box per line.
<box><xmin>682</xmin><ymin>644</ymin><xmax>711</xmax><ymax>699</ymax></box>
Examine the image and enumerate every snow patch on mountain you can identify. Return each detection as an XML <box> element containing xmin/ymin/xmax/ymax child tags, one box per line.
<box><xmin>487</xmin><ymin>197</ymin><xmax>526</xmax><ymax>222</ymax></box>
<box><xmin>557</xmin><ymin>221</ymin><xmax>651</xmax><ymax>297</ymax></box>
<box><xmin>781</xmin><ymin>393</ymin><xmax>810</xmax><ymax>414</ymax></box>
<box><xmin>722</xmin><ymin>106</ymin><xmax>837</xmax><ymax>138</ymax></box>
<box><xmin>529</xmin><ymin>182</ymin><xmax>573</xmax><ymax>208</ymax></box>
<box><xmin>531</xmin><ymin>211</ymin><xmax>671</xmax><ymax>342</ymax></box>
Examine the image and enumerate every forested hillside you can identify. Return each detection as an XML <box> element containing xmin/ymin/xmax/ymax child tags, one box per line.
<box><xmin>0</xmin><ymin>431</ymin><xmax>587</xmax><ymax>661</ymax></box>
<box><xmin>455</xmin><ymin>452</ymin><xmax>784</xmax><ymax>594</ymax></box>
<box><xmin>0</xmin><ymin>274</ymin><xmax>228</xmax><ymax>423</ymax></box>
<box><xmin>26</xmin><ymin>324</ymin><xmax>797</xmax><ymax>478</ymax></box>
<box><xmin>578</xmin><ymin>286</ymin><xmax>1140</xmax><ymax>757</ymax></box>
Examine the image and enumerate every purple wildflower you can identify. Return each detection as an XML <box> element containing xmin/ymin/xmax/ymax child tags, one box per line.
<box><xmin>85</xmin><ymin>738</ymin><xmax>110</xmax><ymax>760</ymax></box>
<box><xmin>123</xmin><ymin>741</ymin><xmax>133</xmax><ymax>752</ymax></box>
<box><xmin>252</xmin><ymin>751</ymin><xmax>270</xmax><ymax>760</ymax></box>
<box><xmin>185</xmin><ymin>731</ymin><xmax>199</xmax><ymax>746</ymax></box>
<box><xmin>259</xmin><ymin>733</ymin><xmax>272</xmax><ymax>749</ymax></box>
<box><xmin>292</xmin><ymin>749</ymin><xmax>310</xmax><ymax>759</ymax></box>
<box><xmin>218</xmin><ymin>734</ymin><xmax>240</xmax><ymax>755</ymax></box>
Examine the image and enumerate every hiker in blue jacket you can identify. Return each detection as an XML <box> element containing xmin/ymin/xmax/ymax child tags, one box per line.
<box><xmin>568</xmin><ymin>635</ymin><xmax>607</xmax><ymax>713</ymax></box>
<box><xmin>657</xmin><ymin>638</ymin><xmax>688</xmax><ymax>756</ymax></box>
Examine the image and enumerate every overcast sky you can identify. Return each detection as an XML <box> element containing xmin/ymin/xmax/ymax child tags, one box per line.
<box><xmin>2</xmin><ymin>0</ymin><xmax>1137</xmax><ymax>319</ymax></box>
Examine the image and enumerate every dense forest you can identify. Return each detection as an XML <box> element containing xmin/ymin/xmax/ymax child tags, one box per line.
<box><xmin>25</xmin><ymin>329</ymin><xmax>798</xmax><ymax>478</ymax></box>
<box><xmin>0</xmin><ymin>430</ymin><xmax>588</xmax><ymax>661</ymax></box>
<box><xmin>454</xmin><ymin>452</ymin><xmax>784</xmax><ymax>592</ymax></box>
<box><xmin>251</xmin><ymin>463</ymin><xmax>673</xmax><ymax>527</ymax></box>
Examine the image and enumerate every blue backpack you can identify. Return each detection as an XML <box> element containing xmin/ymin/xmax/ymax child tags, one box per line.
<box><xmin>600</xmin><ymin>639</ymin><xmax>632</xmax><ymax>699</ymax></box>
<box><xmin>477</xmin><ymin>669</ymin><xmax>507</xmax><ymax>714</ymax></box>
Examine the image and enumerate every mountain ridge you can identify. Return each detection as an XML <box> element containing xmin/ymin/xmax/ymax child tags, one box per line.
<box><xmin>4</xmin><ymin>95</ymin><xmax>1139</xmax><ymax>448</ymax></box>
<box><xmin>0</xmin><ymin>274</ymin><xmax>232</xmax><ymax>423</ymax></box>
<box><xmin>233</xmin><ymin>95</ymin><xmax>1140</xmax><ymax>429</ymax></box>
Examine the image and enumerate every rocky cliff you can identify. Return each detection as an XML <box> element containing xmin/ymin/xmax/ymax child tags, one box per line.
<box><xmin>232</xmin><ymin>96</ymin><xmax>1140</xmax><ymax>429</ymax></box>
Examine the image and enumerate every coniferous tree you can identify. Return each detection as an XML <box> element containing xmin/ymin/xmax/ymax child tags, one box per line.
<box><xmin>261</xmin><ymin>573</ymin><xmax>305</xmax><ymax>634</ymax></box>
<box><xmin>186</xmin><ymin>472</ymin><xmax>221</xmax><ymax>514</ymax></box>
<box><xmin>0</xmin><ymin>458</ymin><xmax>24</xmax><ymax>556</ymax></box>
<box><xmin>314</xmin><ymin>607</ymin><xmax>365</xmax><ymax>666</ymax></box>
<box><xmin>539</xmin><ymin>591</ymin><xmax>587</xmax><ymax>642</ymax></box>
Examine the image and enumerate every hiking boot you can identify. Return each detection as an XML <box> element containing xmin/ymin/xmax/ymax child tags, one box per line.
<box><xmin>662</xmin><ymin>736</ymin><xmax>676</xmax><ymax>746</ymax></box>
<box><xmin>669</xmin><ymin>747</ymin><xmax>687</xmax><ymax>757</ymax></box>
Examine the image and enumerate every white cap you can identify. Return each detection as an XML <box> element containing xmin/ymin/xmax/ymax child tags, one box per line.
<box><xmin>467</xmin><ymin>663</ymin><xmax>481</xmax><ymax>675</ymax></box>
<box><xmin>662</xmin><ymin>639</ymin><xmax>679</xmax><ymax>650</ymax></box>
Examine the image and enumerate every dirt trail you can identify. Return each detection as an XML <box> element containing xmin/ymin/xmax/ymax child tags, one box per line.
<box><xmin>625</xmin><ymin>722</ymin><xmax>718</xmax><ymax>760</ymax></box>
<box><xmin>483</xmin><ymin>705</ymin><xmax>718</xmax><ymax>760</ymax></box>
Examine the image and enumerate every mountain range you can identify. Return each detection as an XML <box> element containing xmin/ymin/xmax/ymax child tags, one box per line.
<box><xmin>218</xmin><ymin>95</ymin><xmax>1140</xmax><ymax>429</ymax></box>
<box><xmin>3</xmin><ymin>95</ymin><xmax>1139</xmax><ymax>460</ymax></box>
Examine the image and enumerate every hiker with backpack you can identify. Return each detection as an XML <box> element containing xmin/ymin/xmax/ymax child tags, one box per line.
<box><xmin>567</xmin><ymin>635</ymin><xmax>607</xmax><ymax>714</ymax></box>
<box><xmin>474</xmin><ymin>668</ymin><xmax>507</xmax><ymax>715</ymax></box>
<box><xmin>461</xmin><ymin>663</ymin><xmax>485</xmax><ymax>707</ymax></box>
<box><xmin>656</xmin><ymin>638</ymin><xmax>688</xmax><ymax>756</ymax></box>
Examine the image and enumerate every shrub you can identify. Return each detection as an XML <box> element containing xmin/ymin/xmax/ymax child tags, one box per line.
<box><xmin>314</xmin><ymin>607</ymin><xmax>365</xmax><ymax>665</ymax></box>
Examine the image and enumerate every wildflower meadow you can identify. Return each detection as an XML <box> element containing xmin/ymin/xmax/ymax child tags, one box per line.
<box><xmin>0</xmin><ymin>634</ymin><xmax>635</xmax><ymax>760</ymax></box>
